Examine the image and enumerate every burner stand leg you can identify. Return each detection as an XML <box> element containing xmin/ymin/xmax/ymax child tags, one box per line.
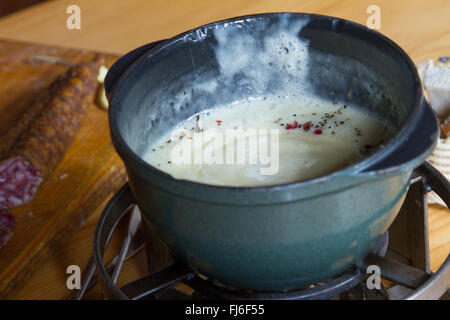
<box><xmin>387</xmin><ymin>179</ymin><xmax>430</xmax><ymax>273</ymax></box>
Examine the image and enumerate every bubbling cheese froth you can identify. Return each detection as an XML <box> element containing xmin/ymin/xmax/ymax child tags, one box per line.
<box><xmin>143</xmin><ymin>96</ymin><xmax>394</xmax><ymax>187</ymax></box>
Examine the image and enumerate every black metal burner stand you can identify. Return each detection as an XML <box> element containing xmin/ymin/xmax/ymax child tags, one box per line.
<box><xmin>92</xmin><ymin>162</ymin><xmax>450</xmax><ymax>300</ymax></box>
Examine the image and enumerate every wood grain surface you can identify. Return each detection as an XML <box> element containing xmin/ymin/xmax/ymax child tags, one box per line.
<box><xmin>0</xmin><ymin>0</ymin><xmax>449</xmax><ymax>61</ymax></box>
<box><xmin>0</xmin><ymin>39</ymin><xmax>127</xmax><ymax>298</ymax></box>
<box><xmin>0</xmin><ymin>0</ymin><xmax>448</xmax><ymax>299</ymax></box>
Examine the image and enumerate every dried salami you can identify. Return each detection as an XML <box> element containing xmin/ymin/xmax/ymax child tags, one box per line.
<box><xmin>0</xmin><ymin>156</ymin><xmax>41</xmax><ymax>208</ymax></box>
<box><xmin>0</xmin><ymin>55</ymin><xmax>104</xmax><ymax>209</ymax></box>
<box><xmin>0</xmin><ymin>209</ymin><xmax>16</xmax><ymax>230</ymax></box>
<box><xmin>0</xmin><ymin>77</ymin><xmax>65</xmax><ymax>160</ymax></box>
<box><xmin>0</xmin><ymin>228</ymin><xmax>13</xmax><ymax>249</ymax></box>
<box><xmin>0</xmin><ymin>209</ymin><xmax>16</xmax><ymax>248</ymax></box>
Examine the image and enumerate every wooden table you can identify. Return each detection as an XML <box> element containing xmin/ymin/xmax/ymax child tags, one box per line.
<box><xmin>0</xmin><ymin>0</ymin><xmax>449</xmax><ymax>299</ymax></box>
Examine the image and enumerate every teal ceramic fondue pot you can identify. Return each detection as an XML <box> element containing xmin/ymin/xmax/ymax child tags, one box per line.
<box><xmin>104</xmin><ymin>13</ymin><xmax>438</xmax><ymax>291</ymax></box>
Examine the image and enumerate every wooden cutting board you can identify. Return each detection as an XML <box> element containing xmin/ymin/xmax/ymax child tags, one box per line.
<box><xmin>0</xmin><ymin>39</ymin><xmax>126</xmax><ymax>297</ymax></box>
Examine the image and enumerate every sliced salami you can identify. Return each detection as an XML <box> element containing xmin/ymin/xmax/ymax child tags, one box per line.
<box><xmin>0</xmin><ymin>209</ymin><xmax>16</xmax><ymax>248</ymax></box>
<box><xmin>0</xmin><ymin>157</ymin><xmax>42</xmax><ymax>209</ymax></box>
<box><xmin>0</xmin><ymin>227</ymin><xmax>13</xmax><ymax>249</ymax></box>
<box><xmin>0</xmin><ymin>209</ymin><xmax>16</xmax><ymax>230</ymax></box>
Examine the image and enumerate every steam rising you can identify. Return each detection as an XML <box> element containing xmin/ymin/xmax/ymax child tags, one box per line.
<box><xmin>170</xmin><ymin>14</ymin><xmax>311</xmax><ymax>114</ymax></box>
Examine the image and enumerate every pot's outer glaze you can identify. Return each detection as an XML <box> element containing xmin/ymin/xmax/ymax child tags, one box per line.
<box><xmin>106</xmin><ymin>13</ymin><xmax>439</xmax><ymax>291</ymax></box>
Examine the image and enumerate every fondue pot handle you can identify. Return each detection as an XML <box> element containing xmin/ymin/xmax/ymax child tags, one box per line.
<box><xmin>105</xmin><ymin>40</ymin><xmax>166</xmax><ymax>100</ymax></box>
<box><xmin>358</xmin><ymin>100</ymin><xmax>439</xmax><ymax>174</ymax></box>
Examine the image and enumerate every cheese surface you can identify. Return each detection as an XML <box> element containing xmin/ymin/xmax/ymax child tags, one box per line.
<box><xmin>143</xmin><ymin>96</ymin><xmax>393</xmax><ymax>187</ymax></box>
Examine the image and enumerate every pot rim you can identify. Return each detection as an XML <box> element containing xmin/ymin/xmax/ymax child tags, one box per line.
<box><xmin>108</xmin><ymin>12</ymin><xmax>426</xmax><ymax>192</ymax></box>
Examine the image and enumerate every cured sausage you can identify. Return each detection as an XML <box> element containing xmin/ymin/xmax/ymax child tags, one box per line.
<box><xmin>0</xmin><ymin>55</ymin><xmax>104</xmax><ymax>209</ymax></box>
<box><xmin>0</xmin><ymin>209</ymin><xmax>16</xmax><ymax>248</ymax></box>
<box><xmin>0</xmin><ymin>77</ymin><xmax>64</xmax><ymax>160</ymax></box>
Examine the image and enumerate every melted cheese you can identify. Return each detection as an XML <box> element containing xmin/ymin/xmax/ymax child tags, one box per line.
<box><xmin>143</xmin><ymin>96</ymin><xmax>393</xmax><ymax>187</ymax></box>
